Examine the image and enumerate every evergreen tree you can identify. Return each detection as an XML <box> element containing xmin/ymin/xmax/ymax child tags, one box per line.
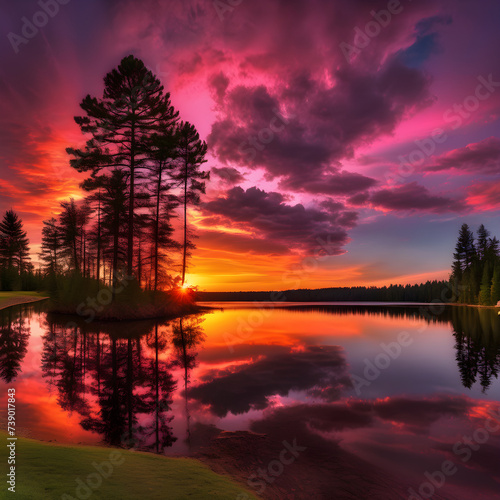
<box><xmin>59</xmin><ymin>199</ymin><xmax>82</xmax><ymax>273</ymax></box>
<box><xmin>40</xmin><ymin>218</ymin><xmax>62</xmax><ymax>274</ymax></box>
<box><xmin>85</xmin><ymin>190</ymin><xmax>103</xmax><ymax>283</ymax></box>
<box><xmin>149</xmin><ymin>129</ymin><xmax>180</xmax><ymax>291</ymax></box>
<box><xmin>67</xmin><ymin>55</ymin><xmax>179</xmax><ymax>276</ymax></box>
<box><xmin>174</xmin><ymin>122</ymin><xmax>209</xmax><ymax>286</ymax></box>
<box><xmin>99</xmin><ymin>170</ymin><xmax>129</xmax><ymax>288</ymax></box>
<box><xmin>453</xmin><ymin>223</ymin><xmax>476</xmax><ymax>270</ymax></box>
<box><xmin>486</xmin><ymin>236</ymin><xmax>499</xmax><ymax>264</ymax></box>
<box><xmin>0</xmin><ymin>210</ymin><xmax>30</xmax><ymax>278</ymax></box>
<box><xmin>491</xmin><ymin>265</ymin><xmax>500</xmax><ymax>305</ymax></box>
<box><xmin>451</xmin><ymin>223</ymin><xmax>476</xmax><ymax>302</ymax></box>
<box><xmin>476</xmin><ymin>224</ymin><xmax>490</xmax><ymax>261</ymax></box>
<box><xmin>479</xmin><ymin>262</ymin><xmax>492</xmax><ymax>305</ymax></box>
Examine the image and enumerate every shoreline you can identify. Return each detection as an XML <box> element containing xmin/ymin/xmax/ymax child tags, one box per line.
<box><xmin>47</xmin><ymin>303</ymin><xmax>209</xmax><ymax>323</ymax></box>
<box><xmin>0</xmin><ymin>293</ymin><xmax>49</xmax><ymax>311</ymax></box>
<box><xmin>199</xmin><ymin>300</ymin><xmax>499</xmax><ymax>309</ymax></box>
<box><xmin>0</xmin><ymin>431</ymin><xmax>256</xmax><ymax>499</ymax></box>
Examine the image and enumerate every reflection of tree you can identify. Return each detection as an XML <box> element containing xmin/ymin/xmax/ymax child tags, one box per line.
<box><xmin>274</xmin><ymin>304</ymin><xmax>453</xmax><ymax>324</ymax></box>
<box><xmin>172</xmin><ymin>315</ymin><xmax>205</xmax><ymax>450</ymax></box>
<box><xmin>141</xmin><ymin>323</ymin><xmax>177</xmax><ymax>453</ymax></box>
<box><xmin>41</xmin><ymin>314</ymin><xmax>181</xmax><ymax>452</ymax></box>
<box><xmin>451</xmin><ymin>307</ymin><xmax>500</xmax><ymax>392</ymax></box>
<box><xmin>0</xmin><ymin>306</ymin><xmax>30</xmax><ymax>383</ymax></box>
<box><xmin>41</xmin><ymin>320</ymin><xmax>89</xmax><ymax>416</ymax></box>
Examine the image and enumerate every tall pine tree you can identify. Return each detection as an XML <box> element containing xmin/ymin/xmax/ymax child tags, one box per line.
<box><xmin>175</xmin><ymin>121</ymin><xmax>208</xmax><ymax>286</ymax></box>
<box><xmin>491</xmin><ymin>265</ymin><xmax>500</xmax><ymax>305</ymax></box>
<box><xmin>0</xmin><ymin>210</ymin><xmax>30</xmax><ymax>273</ymax></box>
<box><xmin>67</xmin><ymin>55</ymin><xmax>179</xmax><ymax>276</ymax></box>
<box><xmin>40</xmin><ymin>217</ymin><xmax>62</xmax><ymax>274</ymax></box>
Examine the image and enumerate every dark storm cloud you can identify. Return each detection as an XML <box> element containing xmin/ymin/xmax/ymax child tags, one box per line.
<box><xmin>208</xmin><ymin>71</ymin><xmax>230</xmax><ymax>104</ymax></box>
<box><xmin>208</xmin><ymin>60</ymin><xmax>433</xmax><ymax>192</ymax></box>
<box><xmin>426</xmin><ymin>137</ymin><xmax>500</xmax><ymax>175</ymax></box>
<box><xmin>369</xmin><ymin>182</ymin><xmax>464</xmax><ymax>213</ymax></box>
<box><xmin>189</xmin><ymin>345</ymin><xmax>352</xmax><ymax>417</ymax></box>
<box><xmin>201</xmin><ymin>186</ymin><xmax>354</xmax><ymax>253</ymax></box>
<box><xmin>203</xmin><ymin>0</ymin><xmax>441</xmax><ymax>196</ymax></box>
<box><xmin>281</xmin><ymin>171</ymin><xmax>378</xmax><ymax>196</ymax></box>
<box><xmin>348</xmin><ymin>192</ymin><xmax>371</xmax><ymax>206</ymax></box>
<box><xmin>211</xmin><ymin>166</ymin><xmax>245</xmax><ymax>184</ymax></box>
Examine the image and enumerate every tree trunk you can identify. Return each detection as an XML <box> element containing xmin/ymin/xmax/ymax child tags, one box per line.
<box><xmin>181</xmin><ymin>156</ymin><xmax>188</xmax><ymax>286</ymax></box>
<box><xmin>154</xmin><ymin>166</ymin><xmax>162</xmax><ymax>292</ymax></box>
<box><xmin>127</xmin><ymin>119</ymin><xmax>136</xmax><ymax>277</ymax></box>
<box><xmin>97</xmin><ymin>192</ymin><xmax>101</xmax><ymax>284</ymax></box>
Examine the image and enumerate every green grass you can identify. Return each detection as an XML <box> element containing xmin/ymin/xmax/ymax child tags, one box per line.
<box><xmin>0</xmin><ymin>291</ymin><xmax>47</xmax><ymax>308</ymax></box>
<box><xmin>0</xmin><ymin>433</ymin><xmax>256</xmax><ymax>499</ymax></box>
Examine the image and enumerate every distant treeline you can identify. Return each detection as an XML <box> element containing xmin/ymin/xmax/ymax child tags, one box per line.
<box><xmin>196</xmin><ymin>280</ymin><xmax>451</xmax><ymax>303</ymax></box>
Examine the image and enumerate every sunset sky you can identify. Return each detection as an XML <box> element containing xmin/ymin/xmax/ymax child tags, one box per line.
<box><xmin>1</xmin><ymin>0</ymin><xmax>500</xmax><ymax>291</ymax></box>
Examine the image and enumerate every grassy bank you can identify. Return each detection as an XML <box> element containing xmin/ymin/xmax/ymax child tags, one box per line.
<box><xmin>0</xmin><ymin>432</ymin><xmax>257</xmax><ymax>499</ymax></box>
<box><xmin>0</xmin><ymin>291</ymin><xmax>48</xmax><ymax>310</ymax></box>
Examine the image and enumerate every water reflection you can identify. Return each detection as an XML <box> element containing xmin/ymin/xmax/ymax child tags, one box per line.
<box><xmin>451</xmin><ymin>307</ymin><xmax>500</xmax><ymax>392</ymax></box>
<box><xmin>0</xmin><ymin>305</ymin><xmax>30</xmax><ymax>383</ymax></box>
<box><xmin>0</xmin><ymin>303</ymin><xmax>499</xmax><ymax>497</ymax></box>
<box><xmin>172</xmin><ymin>317</ymin><xmax>205</xmax><ymax>451</ymax></box>
<box><xmin>189</xmin><ymin>345</ymin><xmax>352</xmax><ymax>417</ymax></box>
<box><xmin>37</xmin><ymin>314</ymin><xmax>205</xmax><ymax>453</ymax></box>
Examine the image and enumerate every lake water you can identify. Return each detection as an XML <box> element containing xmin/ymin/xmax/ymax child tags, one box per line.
<box><xmin>1</xmin><ymin>301</ymin><xmax>499</xmax><ymax>499</ymax></box>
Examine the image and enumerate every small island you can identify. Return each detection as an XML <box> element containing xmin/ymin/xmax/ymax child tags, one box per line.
<box><xmin>1</xmin><ymin>56</ymin><xmax>209</xmax><ymax>322</ymax></box>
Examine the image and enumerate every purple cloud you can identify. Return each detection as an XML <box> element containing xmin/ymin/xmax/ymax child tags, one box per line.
<box><xmin>426</xmin><ymin>137</ymin><xmax>500</xmax><ymax>175</ymax></box>
<box><xmin>201</xmin><ymin>186</ymin><xmax>356</xmax><ymax>253</ymax></box>
<box><xmin>370</xmin><ymin>182</ymin><xmax>464</xmax><ymax>213</ymax></box>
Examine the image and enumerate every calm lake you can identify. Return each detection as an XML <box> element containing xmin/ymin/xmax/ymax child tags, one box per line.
<box><xmin>1</xmin><ymin>301</ymin><xmax>499</xmax><ymax>499</ymax></box>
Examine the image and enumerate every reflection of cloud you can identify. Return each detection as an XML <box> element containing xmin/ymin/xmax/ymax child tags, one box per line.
<box><xmin>244</xmin><ymin>396</ymin><xmax>499</xmax><ymax>499</ymax></box>
<box><xmin>373</xmin><ymin>395</ymin><xmax>473</xmax><ymax>430</ymax></box>
<box><xmin>189</xmin><ymin>345</ymin><xmax>351</xmax><ymax>417</ymax></box>
<box><xmin>249</xmin><ymin>395</ymin><xmax>473</xmax><ymax>436</ymax></box>
<box><xmin>252</xmin><ymin>402</ymin><xmax>373</xmax><ymax>435</ymax></box>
